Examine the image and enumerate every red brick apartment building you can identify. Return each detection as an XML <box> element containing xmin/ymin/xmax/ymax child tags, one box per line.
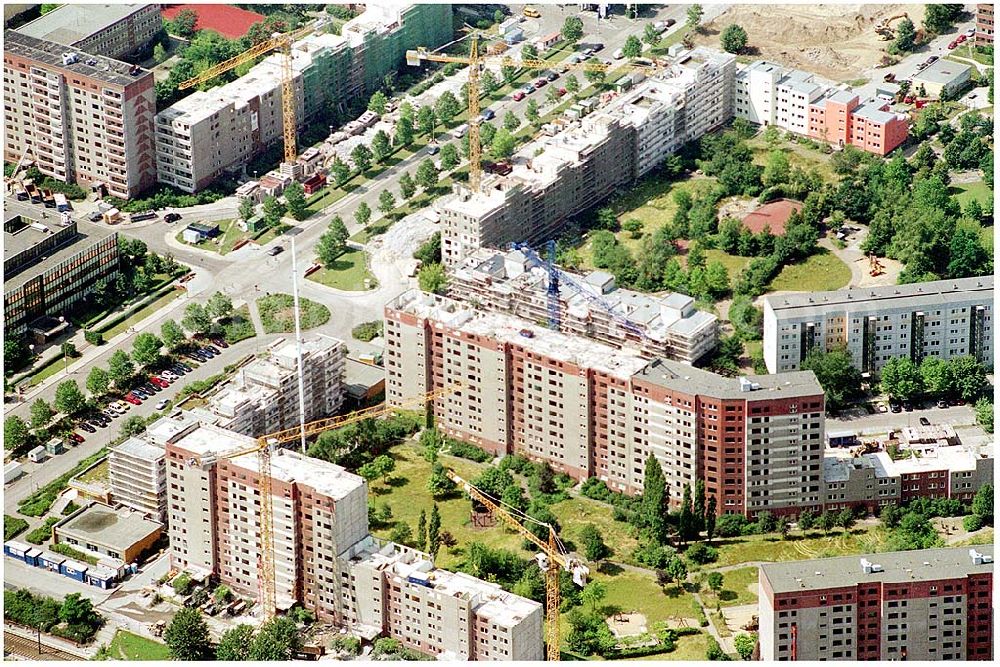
<box><xmin>976</xmin><ymin>4</ymin><xmax>994</xmax><ymax>45</ymax></box>
<box><xmin>385</xmin><ymin>290</ymin><xmax>825</xmax><ymax>519</ymax></box>
<box><xmin>759</xmin><ymin>546</ymin><xmax>994</xmax><ymax>661</ymax></box>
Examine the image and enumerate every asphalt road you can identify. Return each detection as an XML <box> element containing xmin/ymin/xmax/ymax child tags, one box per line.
<box><xmin>827</xmin><ymin>403</ymin><xmax>979</xmax><ymax>436</ymax></box>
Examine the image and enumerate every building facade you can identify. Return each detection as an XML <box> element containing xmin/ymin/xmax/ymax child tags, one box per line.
<box><xmin>109</xmin><ymin>437</ymin><xmax>166</xmax><ymax>523</ymax></box>
<box><xmin>154</xmin><ymin>3</ymin><xmax>452</xmax><ymax>192</ymax></box>
<box><xmin>735</xmin><ymin>60</ymin><xmax>909</xmax><ymax>155</ymax></box>
<box><xmin>976</xmin><ymin>4</ymin><xmax>994</xmax><ymax>45</ymax></box>
<box><xmin>759</xmin><ymin>546</ymin><xmax>994</xmax><ymax>661</ymax></box>
<box><xmin>385</xmin><ymin>289</ymin><xmax>824</xmax><ymax>518</ymax></box>
<box><xmin>449</xmin><ymin>247</ymin><xmax>719</xmax><ymax>364</ymax></box>
<box><xmin>3</xmin><ymin>30</ymin><xmax>157</xmax><ymax>198</ymax></box>
<box><xmin>440</xmin><ymin>48</ymin><xmax>736</xmax><ymax>268</ymax></box>
<box><xmin>763</xmin><ymin>276</ymin><xmax>994</xmax><ymax>374</ymax></box>
<box><xmin>15</xmin><ymin>4</ymin><xmax>162</xmax><ymax>61</ymax></box>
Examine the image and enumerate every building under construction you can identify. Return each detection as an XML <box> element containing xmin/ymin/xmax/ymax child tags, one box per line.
<box><xmin>155</xmin><ymin>3</ymin><xmax>453</xmax><ymax>192</ymax></box>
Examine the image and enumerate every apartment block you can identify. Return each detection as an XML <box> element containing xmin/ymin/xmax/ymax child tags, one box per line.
<box><xmin>338</xmin><ymin>537</ymin><xmax>544</xmax><ymax>660</ymax></box>
<box><xmin>976</xmin><ymin>4</ymin><xmax>994</xmax><ymax>45</ymax></box>
<box><xmin>15</xmin><ymin>4</ymin><xmax>162</xmax><ymax>61</ymax></box>
<box><xmin>440</xmin><ymin>48</ymin><xmax>736</xmax><ymax>268</ymax></box>
<box><xmin>759</xmin><ymin>546</ymin><xmax>994</xmax><ymax>661</ymax></box>
<box><xmin>155</xmin><ymin>3</ymin><xmax>451</xmax><ymax>192</ymax></box>
<box><xmin>191</xmin><ymin>336</ymin><xmax>346</xmax><ymax>438</ymax></box>
<box><xmin>735</xmin><ymin>60</ymin><xmax>908</xmax><ymax>156</ymax></box>
<box><xmin>3</xmin><ymin>30</ymin><xmax>156</xmax><ymax>198</ymax></box>
<box><xmin>449</xmin><ymin>247</ymin><xmax>719</xmax><ymax>363</ymax></box>
<box><xmin>763</xmin><ymin>276</ymin><xmax>994</xmax><ymax>374</ymax></box>
<box><xmin>109</xmin><ymin>437</ymin><xmax>167</xmax><ymax>523</ymax></box>
<box><xmin>385</xmin><ymin>289</ymin><xmax>824</xmax><ymax>518</ymax></box>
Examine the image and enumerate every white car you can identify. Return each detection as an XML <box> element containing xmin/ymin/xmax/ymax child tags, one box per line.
<box><xmin>155</xmin><ymin>399</ymin><xmax>169</xmax><ymax>411</ymax></box>
<box><xmin>161</xmin><ymin>370</ymin><xmax>179</xmax><ymax>381</ymax></box>
<box><xmin>965</xmin><ymin>27</ymin><xmax>976</xmax><ymax>37</ymax></box>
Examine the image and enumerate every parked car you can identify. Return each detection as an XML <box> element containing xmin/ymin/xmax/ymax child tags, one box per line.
<box><xmin>877</xmin><ymin>403</ymin><xmax>888</xmax><ymax>413</ymax></box>
<box><xmin>69</xmin><ymin>433</ymin><xmax>85</xmax><ymax>443</ymax></box>
<box><xmin>205</xmin><ymin>345</ymin><xmax>220</xmax><ymax>355</ymax></box>
<box><xmin>534</xmin><ymin>78</ymin><xmax>548</xmax><ymax>88</ymax></box>
<box><xmin>890</xmin><ymin>402</ymin><xmax>902</xmax><ymax>413</ymax></box>
<box><xmin>903</xmin><ymin>401</ymin><xmax>914</xmax><ymax>412</ymax></box>
<box><xmin>161</xmin><ymin>370</ymin><xmax>178</xmax><ymax>381</ymax></box>
<box><xmin>453</xmin><ymin>123</ymin><xmax>468</xmax><ymax>137</ymax></box>
<box><xmin>267</xmin><ymin>246</ymin><xmax>283</xmax><ymax>256</ymax></box>
<box><xmin>926</xmin><ymin>55</ymin><xmax>939</xmax><ymax>64</ymax></box>
<box><xmin>111</xmin><ymin>400</ymin><xmax>130</xmax><ymax>412</ymax></box>
<box><xmin>592</xmin><ymin>42</ymin><xmax>605</xmax><ymax>52</ymax></box>
<box><xmin>142</xmin><ymin>383</ymin><xmax>160</xmax><ymax>394</ymax></box>
<box><xmin>512</xmin><ymin>90</ymin><xmax>526</xmax><ymax>101</ymax></box>
<box><xmin>480</xmin><ymin>108</ymin><xmax>495</xmax><ymax>120</ymax></box>
<box><xmin>965</xmin><ymin>27</ymin><xmax>976</xmax><ymax>37</ymax></box>
<box><xmin>164</xmin><ymin>213</ymin><xmax>182</xmax><ymax>223</ymax></box>
<box><xmin>124</xmin><ymin>393</ymin><xmax>142</xmax><ymax>405</ymax></box>
<box><xmin>581</xmin><ymin>47</ymin><xmax>594</xmax><ymax>57</ymax></box>
<box><xmin>88</xmin><ymin>419</ymin><xmax>106</xmax><ymax>429</ymax></box>
<box><xmin>919</xmin><ymin>416</ymin><xmax>931</xmax><ymax>426</ymax></box>
<box><xmin>173</xmin><ymin>363</ymin><xmax>192</xmax><ymax>373</ymax></box>
<box><xmin>613</xmin><ymin>48</ymin><xmax>624</xmax><ymax>59</ymax></box>
<box><xmin>79</xmin><ymin>422</ymin><xmax>97</xmax><ymax>434</ymax></box>
<box><xmin>957</xmin><ymin>34</ymin><xmax>967</xmax><ymax>43</ymax></box>
<box><xmin>948</xmin><ymin>41</ymin><xmax>958</xmax><ymax>49</ymax></box>
<box><xmin>88</xmin><ymin>211</ymin><xmax>102</xmax><ymax>222</ymax></box>
<box><xmin>544</xmin><ymin>70</ymin><xmax>559</xmax><ymax>82</ymax></box>
<box><xmin>155</xmin><ymin>399</ymin><xmax>169</xmax><ymax>411</ymax></box>
<box><xmin>936</xmin><ymin>399</ymin><xmax>949</xmax><ymax>408</ymax></box>
<box><xmin>150</xmin><ymin>376</ymin><xmax>170</xmax><ymax>388</ymax></box>
<box><xmin>102</xmin><ymin>409</ymin><xmax>118</xmax><ymax>420</ymax></box>
<box><xmin>917</xmin><ymin>62</ymin><xmax>929</xmax><ymax>70</ymax></box>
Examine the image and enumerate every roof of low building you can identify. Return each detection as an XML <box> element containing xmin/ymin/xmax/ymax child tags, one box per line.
<box><xmin>16</xmin><ymin>4</ymin><xmax>152</xmax><ymax>46</ymax></box>
<box><xmin>56</xmin><ymin>503</ymin><xmax>162</xmax><ymax>550</ymax></box>
<box><xmin>741</xmin><ymin>198</ymin><xmax>803</xmax><ymax>236</ymax></box>
<box><xmin>913</xmin><ymin>59</ymin><xmax>973</xmax><ymax>85</ymax></box>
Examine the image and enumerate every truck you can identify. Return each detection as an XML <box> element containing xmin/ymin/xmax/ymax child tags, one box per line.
<box><xmin>54</xmin><ymin>193</ymin><xmax>69</xmax><ymax>212</ymax></box>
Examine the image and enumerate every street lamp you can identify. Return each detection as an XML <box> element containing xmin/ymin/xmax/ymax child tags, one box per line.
<box><xmin>59</xmin><ymin>316</ymin><xmax>68</xmax><ymax>376</ymax></box>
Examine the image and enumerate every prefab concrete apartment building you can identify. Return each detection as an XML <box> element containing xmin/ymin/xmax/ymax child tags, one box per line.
<box><xmin>14</xmin><ymin>4</ymin><xmax>162</xmax><ymax>61</ymax></box>
<box><xmin>3</xmin><ymin>30</ymin><xmax>157</xmax><ymax>199</ymax></box>
<box><xmin>154</xmin><ymin>3</ymin><xmax>452</xmax><ymax>192</ymax></box>
<box><xmin>735</xmin><ymin>60</ymin><xmax>909</xmax><ymax>155</ymax></box>
<box><xmin>440</xmin><ymin>48</ymin><xmax>735</xmax><ymax>268</ymax></box>
<box><xmin>759</xmin><ymin>545</ymin><xmax>994</xmax><ymax>661</ymax></box>
<box><xmin>449</xmin><ymin>247</ymin><xmax>720</xmax><ymax>364</ymax></box>
<box><xmin>385</xmin><ymin>289</ymin><xmax>825</xmax><ymax>518</ymax></box>
<box><xmin>763</xmin><ymin>276</ymin><xmax>994</xmax><ymax>374</ymax></box>
<box><xmin>162</xmin><ymin>413</ymin><xmax>542</xmax><ymax>660</ymax></box>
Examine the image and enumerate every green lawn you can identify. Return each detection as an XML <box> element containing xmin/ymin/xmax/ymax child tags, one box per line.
<box><xmin>746</xmin><ymin>134</ymin><xmax>836</xmax><ymax>181</ymax></box>
<box><xmin>550</xmin><ymin>496</ymin><xmax>641</xmax><ymax>567</ymax></box>
<box><xmin>713</xmin><ymin>525</ymin><xmax>887</xmax><ymax>568</ymax></box>
<box><xmin>256</xmin><ymin>293</ymin><xmax>331</xmax><ymax>333</ymax></box>
<box><xmin>628</xmin><ymin>633</ymin><xmax>710</xmax><ymax>661</ymax></box>
<box><xmin>704</xmin><ymin>566</ymin><xmax>758</xmax><ymax>608</ymax></box>
<box><xmin>222</xmin><ymin>305</ymin><xmax>256</xmax><ymax>344</ymax></box>
<box><xmin>768</xmin><ymin>249</ymin><xmax>851</xmax><ymax>292</ymax></box>
<box><xmin>703</xmin><ymin>248</ymin><xmax>751</xmax><ymax>276</ymax></box>
<box><xmin>107</xmin><ymin>630</ymin><xmax>171</xmax><ymax>661</ymax></box>
<box><xmin>175</xmin><ymin>219</ymin><xmax>244</xmax><ymax>255</ymax></box>
<box><xmin>103</xmin><ymin>289</ymin><xmax>183</xmax><ymax>338</ymax></box>
<box><xmin>950</xmin><ymin>180</ymin><xmax>993</xmax><ymax>207</ymax></box>
<box><xmin>307</xmin><ymin>250</ymin><xmax>376</xmax><ymax>292</ymax></box>
<box><xmin>254</xmin><ymin>223</ymin><xmax>289</xmax><ymax>247</ymax></box>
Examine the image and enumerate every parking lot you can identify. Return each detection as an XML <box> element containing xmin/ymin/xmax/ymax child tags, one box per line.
<box><xmin>828</xmin><ymin>401</ymin><xmax>981</xmax><ymax>438</ymax></box>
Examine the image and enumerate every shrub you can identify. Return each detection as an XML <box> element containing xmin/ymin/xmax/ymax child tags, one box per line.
<box><xmin>4</xmin><ymin>515</ymin><xmax>28</xmax><ymax>541</ymax></box>
<box><xmin>50</xmin><ymin>543</ymin><xmax>99</xmax><ymax>565</ymax></box>
<box><xmin>351</xmin><ymin>321</ymin><xmax>382</xmax><ymax>342</ymax></box>
<box><xmin>686</xmin><ymin>542</ymin><xmax>719</xmax><ymax>565</ymax></box>
<box><xmin>83</xmin><ymin>329</ymin><xmax>104</xmax><ymax>346</ymax></box>
<box><xmin>447</xmin><ymin>439</ymin><xmax>492</xmax><ymax>462</ymax></box>
<box><xmin>25</xmin><ymin>517</ymin><xmax>61</xmax><ymax>545</ymax></box>
<box><xmin>172</xmin><ymin>572</ymin><xmax>194</xmax><ymax>596</ymax></box>
<box><xmin>963</xmin><ymin>513</ymin><xmax>984</xmax><ymax>532</ymax></box>
<box><xmin>61</xmin><ymin>501</ymin><xmax>80</xmax><ymax>516</ymax></box>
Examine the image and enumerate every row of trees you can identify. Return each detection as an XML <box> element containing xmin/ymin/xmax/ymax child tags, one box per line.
<box><xmin>879</xmin><ymin>354</ymin><xmax>990</xmax><ymax>402</ymax></box>
<box><xmin>164</xmin><ymin>607</ymin><xmax>303</xmax><ymax>661</ymax></box>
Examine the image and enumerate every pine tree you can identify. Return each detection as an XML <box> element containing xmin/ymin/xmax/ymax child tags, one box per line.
<box><xmin>428</xmin><ymin>504</ymin><xmax>442</xmax><ymax>559</ymax></box>
<box><xmin>640</xmin><ymin>454</ymin><xmax>668</xmax><ymax>545</ymax></box>
<box><xmin>694</xmin><ymin>479</ymin><xmax>706</xmax><ymax>533</ymax></box>
<box><xmin>417</xmin><ymin>510</ymin><xmax>427</xmax><ymax>552</ymax></box>
<box><xmin>705</xmin><ymin>496</ymin><xmax>717</xmax><ymax>542</ymax></box>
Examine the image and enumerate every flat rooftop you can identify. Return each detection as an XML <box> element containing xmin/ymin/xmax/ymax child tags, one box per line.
<box><xmin>764</xmin><ymin>275</ymin><xmax>993</xmax><ymax>315</ymax></box>
<box><xmin>760</xmin><ymin>545</ymin><xmax>994</xmax><ymax>594</ymax></box>
<box><xmin>634</xmin><ymin>357</ymin><xmax>823</xmax><ymax>400</ymax></box>
<box><xmin>4</xmin><ymin>29</ymin><xmax>149</xmax><ymax>87</ymax></box>
<box><xmin>110</xmin><ymin>436</ymin><xmax>164</xmax><ymax>462</ymax></box>
<box><xmin>16</xmin><ymin>4</ymin><xmax>150</xmax><ymax>46</ymax></box>
<box><xmin>57</xmin><ymin>503</ymin><xmax>162</xmax><ymax>549</ymax></box>
<box><xmin>4</xmin><ymin>202</ymin><xmax>73</xmax><ymax>260</ymax></box>
<box><xmin>913</xmin><ymin>58</ymin><xmax>973</xmax><ymax>85</ymax></box>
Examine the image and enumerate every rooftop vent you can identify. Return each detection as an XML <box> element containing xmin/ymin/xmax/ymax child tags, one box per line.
<box><xmin>61</xmin><ymin>52</ymin><xmax>78</xmax><ymax>66</ymax></box>
<box><xmin>969</xmin><ymin>549</ymin><xmax>993</xmax><ymax>565</ymax></box>
<box><xmin>860</xmin><ymin>558</ymin><xmax>884</xmax><ymax>573</ymax></box>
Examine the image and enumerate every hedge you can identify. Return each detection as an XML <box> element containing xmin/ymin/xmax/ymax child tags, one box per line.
<box><xmin>17</xmin><ymin>449</ymin><xmax>107</xmax><ymax>517</ymax></box>
<box><xmin>93</xmin><ymin>280</ymin><xmax>179</xmax><ymax>335</ymax></box>
<box><xmin>177</xmin><ymin>374</ymin><xmax>226</xmax><ymax>399</ymax></box>
<box><xmin>26</xmin><ymin>516</ymin><xmax>60</xmax><ymax>545</ymax></box>
<box><xmin>4</xmin><ymin>515</ymin><xmax>28</xmax><ymax>541</ymax></box>
<box><xmin>50</xmin><ymin>543</ymin><xmax>99</xmax><ymax>565</ymax></box>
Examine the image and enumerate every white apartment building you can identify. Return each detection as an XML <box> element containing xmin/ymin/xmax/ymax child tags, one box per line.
<box><xmin>15</xmin><ymin>4</ymin><xmax>162</xmax><ymax>60</ymax></box>
<box><xmin>763</xmin><ymin>276</ymin><xmax>994</xmax><ymax>374</ymax></box>
<box><xmin>338</xmin><ymin>537</ymin><xmax>544</xmax><ymax>660</ymax></box>
<box><xmin>194</xmin><ymin>335</ymin><xmax>346</xmax><ymax>437</ymax></box>
<box><xmin>109</xmin><ymin>437</ymin><xmax>166</xmax><ymax>523</ymax></box>
<box><xmin>449</xmin><ymin>247</ymin><xmax>719</xmax><ymax>363</ymax></box>
<box><xmin>439</xmin><ymin>47</ymin><xmax>736</xmax><ymax>268</ymax></box>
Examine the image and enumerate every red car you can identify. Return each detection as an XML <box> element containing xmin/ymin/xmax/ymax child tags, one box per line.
<box><xmin>124</xmin><ymin>393</ymin><xmax>142</xmax><ymax>405</ymax></box>
<box><xmin>69</xmin><ymin>432</ymin><xmax>85</xmax><ymax>443</ymax></box>
<box><xmin>534</xmin><ymin>78</ymin><xmax>548</xmax><ymax>87</ymax></box>
<box><xmin>512</xmin><ymin>90</ymin><xmax>526</xmax><ymax>101</ymax></box>
<box><xmin>150</xmin><ymin>376</ymin><xmax>170</xmax><ymax>388</ymax></box>
<box><xmin>557</xmin><ymin>87</ymin><xmax>568</xmax><ymax>96</ymax></box>
<box><xmin>957</xmin><ymin>34</ymin><xmax>967</xmax><ymax>43</ymax></box>
<box><xmin>948</xmin><ymin>41</ymin><xmax>958</xmax><ymax>49</ymax></box>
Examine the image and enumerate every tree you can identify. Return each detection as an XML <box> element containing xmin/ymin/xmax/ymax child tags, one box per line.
<box><xmin>581</xmin><ymin>580</ymin><xmax>607</xmax><ymax>614</ymax></box>
<box><xmin>107</xmin><ymin>349</ymin><xmax>135</xmax><ymax>388</ymax></box>
<box><xmin>30</xmin><ymin>399</ymin><xmax>53</xmax><ymax>430</ymax></box>
<box><xmin>763</xmin><ymin>150</ymin><xmax>790</xmax><ymax>188</ymax></box>
<box><xmin>665</xmin><ymin>555</ymin><xmax>688</xmax><ymax>586</ymax></box>
<box><xmin>801</xmin><ymin>347</ymin><xmax>862</xmax><ymax>411</ymax></box>
<box><xmin>283</xmin><ymin>181</ymin><xmax>307</xmax><ymax>220</ymax></box>
<box><xmin>680</xmin><ymin>484</ymin><xmax>697</xmax><ymax>541</ymax></box>
<box><xmin>644</xmin><ymin>23</ymin><xmax>661</xmax><ymax>47</ymax></box>
<box><xmin>439</xmin><ymin>143</ymin><xmax>459</xmax><ymax>171</ymax></box>
<box><xmin>84</xmin><ymin>367</ymin><xmax>110</xmax><ymax>398</ymax></box>
<box><xmin>416</xmin><ymin>159</ymin><xmax>439</xmax><ymax>191</ymax></box>
<box><xmin>354</xmin><ymin>202</ymin><xmax>371</xmax><ymax>228</ymax></box>
<box><xmin>974</xmin><ymin>398</ymin><xmax>993</xmax><ymax>434</ymax></box>
<box><xmin>249</xmin><ymin>617</ymin><xmax>302</xmax><ymax>660</ymax></box>
<box><xmin>708</xmin><ymin>571</ymin><xmax>725</xmax><ymax>594</ymax></box>
<box><xmin>972</xmin><ymin>483</ymin><xmax>993</xmax><ymax>521</ymax></box>
<box><xmin>947</xmin><ymin>226</ymin><xmax>991</xmax><ymax>278</ymax></box>
<box><xmin>181</xmin><ymin>302</ymin><xmax>211</xmax><ymax>336</ymax></box>
<box><xmin>210</xmin><ymin>292</ymin><xmax>234</xmax><ymax>322</ymax></box>
<box><xmin>705</xmin><ymin>496</ymin><xmax>717</xmax><ymax>542</ymax></box>
<box><xmin>239</xmin><ymin>197</ymin><xmax>255</xmax><ymax>222</ymax></box>
<box><xmin>394</xmin><ymin>115</ymin><xmax>415</xmax><ymax>147</ymax></box>
<box><xmin>435</xmin><ymin>91</ymin><xmax>460</xmax><ymax>125</ymax></box>
<box><xmin>398</xmin><ymin>171</ymin><xmax>416</xmax><ymax>200</ymax></box>
<box><xmin>584</xmin><ymin>58</ymin><xmax>605</xmax><ymax>85</ymax></box>
<box><xmin>160</xmin><ymin>320</ymin><xmax>185</xmax><ymax>350</ymax></box>
<box><xmin>315</xmin><ymin>216</ymin><xmax>348</xmax><ymax>268</ymax></box>
<box><xmin>693</xmin><ymin>479</ymin><xmax>707</xmax><ymax>533</ymax></box>
<box><xmin>329</xmin><ymin>156</ymin><xmax>351</xmax><ymax>186</ymax></box>
<box><xmin>120</xmin><ymin>415</ymin><xmax>147</xmax><ymax>438</ymax></box>
<box><xmin>734</xmin><ymin>633</ymin><xmax>757</xmax><ymax>661</ymax></box>
<box><xmin>367</xmin><ymin>90</ymin><xmax>388</xmax><ymax>114</ymax></box>
<box><xmin>949</xmin><ymin>356</ymin><xmax>989</xmax><ymax>401</ymax></box>
<box><xmin>501</xmin><ymin>484</ymin><xmax>528</xmax><ymax>512</ymax></box>
<box><xmin>351</xmin><ymin>143</ymin><xmax>373</xmax><ymax>173</ymax></box>
<box><xmin>640</xmin><ymin>454</ymin><xmax>669</xmax><ymax>544</ymax></box>
<box><xmin>131</xmin><ymin>333</ymin><xmax>163</xmax><ymax>368</ymax></box>
<box><xmin>565</xmin><ymin>74</ymin><xmax>580</xmax><ymax>94</ymax></box>
<box><xmin>170</xmin><ymin>8</ymin><xmax>198</xmax><ymax>38</ymax></box>
<box><xmin>427</xmin><ymin>462</ymin><xmax>456</xmax><ymax>499</ymax></box>
<box><xmin>262</xmin><ymin>195</ymin><xmax>285</xmax><ymax>228</ymax></box>
<box><xmin>4</xmin><ymin>416</ymin><xmax>29</xmax><ymax>451</ymax></box>
<box><xmin>919</xmin><ymin>356</ymin><xmax>953</xmax><ymax>397</ymax></box>
<box><xmin>164</xmin><ymin>608</ymin><xmax>212</xmax><ymax>660</ymax></box>
<box><xmin>417</xmin><ymin>105</ymin><xmax>437</xmax><ymax>137</ymax></box>
<box><xmin>54</xmin><ymin>380</ymin><xmax>85</xmax><ymax>416</ymax></box>
<box><xmin>622</xmin><ymin>35</ymin><xmax>642</xmax><ymax>59</ymax></box>
<box><xmin>879</xmin><ymin>357</ymin><xmax>924</xmax><ymax>400</ymax></box>
<box><xmin>217</xmin><ymin>624</ymin><xmax>254</xmax><ymax>661</ymax></box>
<box><xmin>704</xmin><ymin>261</ymin><xmax>730</xmax><ymax>299</ymax></box>
<box><xmin>416</xmin><ymin>509</ymin><xmax>427</xmax><ymax>552</ymax></box>
<box><xmin>923</xmin><ymin>3</ymin><xmax>959</xmax><ymax>33</ymax></box>
<box><xmin>580</xmin><ymin>524</ymin><xmax>611</xmax><ymax>562</ymax></box>
<box><xmin>503</xmin><ymin>111</ymin><xmax>521</xmax><ymax>132</ymax></box>
<box><xmin>798</xmin><ymin>510</ymin><xmax>815</xmax><ymax>530</ymax></box>
<box><xmin>836</xmin><ymin>508</ymin><xmax>855</xmax><ymax>531</ymax></box>
<box><xmin>562</xmin><ymin>16</ymin><xmax>584</xmax><ymax>43</ymax></box>
<box><xmin>687</xmin><ymin>4</ymin><xmax>704</xmax><ymax>31</ymax></box>
<box><xmin>378</xmin><ymin>189</ymin><xmax>396</xmax><ymax>215</ymax></box>
<box><xmin>490</xmin><ymin>127</ymin><xmax>516</xmax><ymax>160</ymax></box>
<box><xmin>480</xmin><ymin>68</ymin><xmax>499</xmax><ymax>95</ymax></box>
<box><xmin>390</xmin><ymin>523</ymin><xmax>413</xmax><ymax>545</ymax></box>
<box><xmin>4</xmin><ymin>338</ymin><xmax>29</xmax><ymax>371</ymax></box>
<box><xmin>371</xmin><ymin>454</ymin><xmax>395</xmax><ymax>483</ymax></box>
<box><xmin>419</xmin><ymin>262</ymin><xmax>447</xmax><ymax>295</ymax></box>
<box><xmin>720</xmin><ymin>24</ymin><xmax>749</xmax><ymax>54</ymax></box>
<box><xmin>525</xmin><ymin>99</ymin><xmax>540</xmax><ymax>125</ymax></box>
<box><xmin>893</xmin><ymin>18</ymin><xmax>917</xmax><ymax>53</ymax></box>
<box><xmin>428</xmin><ymin>504</ymin><xmax>442</xmax><ymax>558</ymax></box>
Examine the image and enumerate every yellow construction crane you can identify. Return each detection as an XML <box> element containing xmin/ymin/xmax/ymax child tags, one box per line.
<box><xmin>406</xmin><ymin>34</ymin><xmax>656</xmax><ymax>192</ymax></box>
<box><xmin>189</xmin><ymin>382</ymin><xmax>464</xmax><ymax>620</ymax></box>
<box><xmin>447</xmin><ymin>470</ymin><xmax>589</xmax><ymax>661</ymax></box>
<box><xmin>179</xmin><ymin>25</ymin><xmax>314</xmax><ymax>165</ymax></box>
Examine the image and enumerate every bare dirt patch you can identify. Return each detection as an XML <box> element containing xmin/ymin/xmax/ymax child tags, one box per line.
<box><xmin>694</xmin><ymin>4</ymin><xmax>928</xmax><ymax>81</ymax></box>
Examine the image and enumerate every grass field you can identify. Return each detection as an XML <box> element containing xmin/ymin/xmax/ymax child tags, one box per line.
<box><xmin>103</xmin><ymin>289</ymin><xmax>183</xmax><ymax>338</ymax></box>
<box><xmin>703</xmin><ymin>248</ymin><xmax>751</xmax><ymax>277</ymax></box>
<box><xmin>768</xmin><ymin>249</ymin><xmax>851</xmax><ymax>292</ymax></box>
<box><xmin>107</xmin><ymin>630</ymin><xmax>171</xmax><ymax>661</ymax></box>
<box><xmin>628</xmin><ymin>633</ymin><xmax>711</xmax><ymax>661</ymax></box>
<box><xmin>307</xmin><ymin>250</ymin><xmax>376</xmax><ymax>292</ymax></box>
<box><xmin>746</xmin><ymin>134</ymin><xmax>836</xmax><ymax>181</ymax></box>
<box><xmin>950</xmin><ymin>180</ymin><xmax>993</xmax><ymax>207</ymax></box>
<box><xmin>704</xmin><ymin>566</ymin><xmax>758</xmax><ymax>608</ymax></box>
<box><xmin>175</xmin><ymin>219</ymin><xmax>244</xmax><ymax>255</ymax></box>
<box><xmin>713</xmin><ymin>524</ymin><xmax>887</xmax><ymax>568</ymax></box>
<box><xmin>256</xmin><ymin>294</ymin><xmax>330</xmax><ymax>333</ymax></box>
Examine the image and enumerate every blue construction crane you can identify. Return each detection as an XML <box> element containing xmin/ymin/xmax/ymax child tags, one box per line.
<box><xmin>510</xmin><ymin>241</ymin><xmax>647</xmax><ymax>339</ymax></box>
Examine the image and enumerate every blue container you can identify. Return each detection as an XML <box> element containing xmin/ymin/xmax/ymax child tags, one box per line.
<box><xmin>60</xmin><ymin>559</ymin><xmax>89</xmax><ymax>581</ymax></box>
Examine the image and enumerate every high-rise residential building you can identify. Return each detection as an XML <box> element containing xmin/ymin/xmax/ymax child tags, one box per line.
<box><xmin>385</xmin><ymin>289</ymin><xmax>824</xmax><ymax>517</ymax></box>
<box><xmin>439</xmin><ymin>48</ymin><xmax>736</xmax><ymax>268</ymax></box>
<box><xmin>4</xmin><ymin>202</ymin><xmax>120</xmax><ymax>341</ymax></box>
<box><xmin>109</xmin><ymin>437</ymin><xmax>167</xmax><ymax>523</ymax></box>
<box><xmin>735</xmin><ymin>60</ymin><xmax>909</xmax><ymax>156</ymax></box>
<box><xmin>154</xmin><ymin>3</ymin><xmax>452</xmax><ymax>192</ymax></box>
<box><xmin>449</xmin><ymin>247</ymin><xmax>719</xmax><ymax>364</ymax></box>
<box><xmin>976</xmin><ymin>4</ymin><xmax>994</xmax><ymax>45</ymax></box>
<box><xmin>161</xmin><ymin>411</ymin><xmax>543</xmax><ymax>659</ymax></box>
<box><xmin>3</xmin><ymin>30</ymin><xmax>157</xmax><ymax>198</ymax></box>
<box><xmin>14</xmin><ymin>4</ymin><xmax>162</xmax><ymax>61</ymax></box>
<box><xmin>762</xmin><ymin>276</ymin><xmax>994</xmax><ymax>374</ymax></box>
<box><xmin>758</xmin><ymin>546</ymin><xmax>994</xmax><ymax>661</ymax></box>
<box><xmin>191</xmin><ymin>335</ymin><xmax>346</xmax><ymax>437</ymax></box>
